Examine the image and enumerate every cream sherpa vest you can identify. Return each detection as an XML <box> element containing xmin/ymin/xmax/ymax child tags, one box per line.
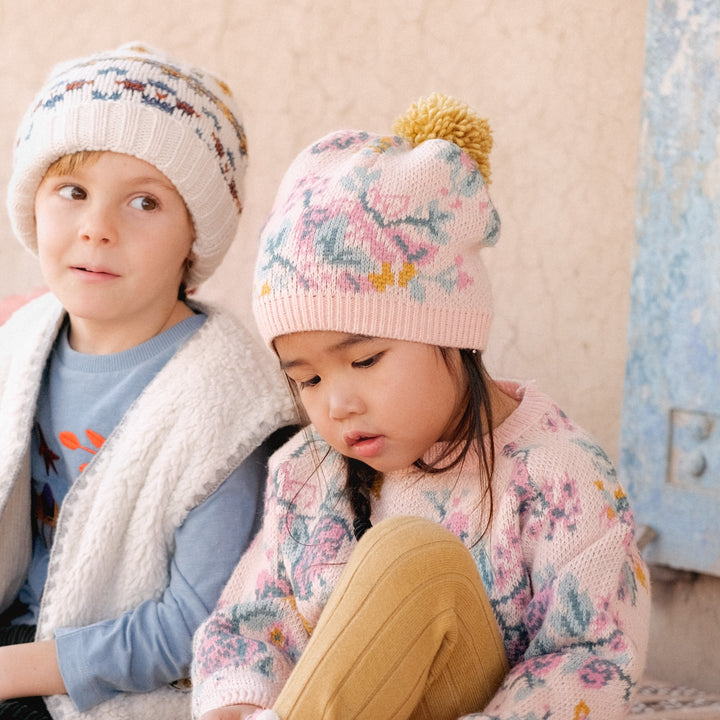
<box><xmin>0</xmin><ymin>292</ymin><xmax>295</xmax><ymax>720</ymax></box>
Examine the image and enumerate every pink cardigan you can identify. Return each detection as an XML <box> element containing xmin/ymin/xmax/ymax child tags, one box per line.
<box><xmin>192</xmin><ymin>381</ymin><xmax>650</xmax><ymax>719</ymax></box>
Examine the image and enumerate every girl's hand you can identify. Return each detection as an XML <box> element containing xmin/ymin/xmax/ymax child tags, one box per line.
<box><xmin>200</xmin><ymin>704</ymin><xmax>264</xmax><ymax>720</ymax></box>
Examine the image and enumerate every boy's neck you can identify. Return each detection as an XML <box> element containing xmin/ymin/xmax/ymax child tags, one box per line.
<box><xmin>67</xmin><ymin>300</ymin><xmax>194</xmax><ymax>355</ymax></box>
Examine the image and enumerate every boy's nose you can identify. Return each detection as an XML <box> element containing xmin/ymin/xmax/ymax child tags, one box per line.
<box><xmin>79</xmin><ymin>203</ymin><xmax>116</xmax><ymax>244</ymax></box>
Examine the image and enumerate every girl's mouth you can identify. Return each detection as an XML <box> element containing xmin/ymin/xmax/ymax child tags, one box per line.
<box><xmin>344</xmin><ymin>432</ymin><xmax>385</xmax><ymax>459</ymax></box>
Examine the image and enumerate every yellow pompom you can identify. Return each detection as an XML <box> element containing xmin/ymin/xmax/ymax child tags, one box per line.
<box><xmin>392</xmin><ymin>92</ymin><xmax>493</xmax><ymax>184</ymax></box>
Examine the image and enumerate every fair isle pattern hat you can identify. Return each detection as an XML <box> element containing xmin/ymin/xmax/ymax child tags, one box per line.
<box><xmin>253</xmin><ymin>93</ymin><xmax>500</xmax><ymax>351</ymax></box>
<box><xmin>7</xmin><ymin>42</ymin><xmax>247</xmax><ymax>288</ymax></box>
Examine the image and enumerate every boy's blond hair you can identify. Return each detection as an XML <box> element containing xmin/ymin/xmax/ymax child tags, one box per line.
<box><xmin>44</xmin><ymin>150</ymin><xmax>103</xmax><ymax>178</ymax></box>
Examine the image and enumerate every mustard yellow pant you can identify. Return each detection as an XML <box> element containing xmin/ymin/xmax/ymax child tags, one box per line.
<box><xmin>273</xmin><ymin>515</ymin><xmax>509</xmax><ymax>720</ymax></box>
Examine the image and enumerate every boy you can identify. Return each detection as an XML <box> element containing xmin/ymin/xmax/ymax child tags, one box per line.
<box><xmin>0</xmin><ymin>43</ymin><xmax>295</xmax><ymax>720</ymax></box>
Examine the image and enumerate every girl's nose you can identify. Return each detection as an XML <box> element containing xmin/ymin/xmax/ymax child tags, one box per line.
<box><xmin>328</xmin><ymin>385</ymin><xmax>365</xmax><ymax>420</ymax></box>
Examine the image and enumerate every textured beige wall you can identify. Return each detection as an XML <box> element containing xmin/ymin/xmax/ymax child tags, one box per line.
<box><xmin>0</xmin><ymin>0</ymin><xmax>648</xmax><ymax>463</ymax></box>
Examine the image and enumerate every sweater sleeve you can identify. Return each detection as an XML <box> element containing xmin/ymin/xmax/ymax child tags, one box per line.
<box><xmin>54</xmin><ymin>440</ymin><xmax>270</xmax><ymax>712</ymax></box>
<box><xmin>191</xmin><ymin>444</ymin><xmax>317</xmax><ymax>718</ymax></box>
<box><xmin>466</xmin><ymin>437</ymin><xmax>651</xmax><ymax>719</ymax></box>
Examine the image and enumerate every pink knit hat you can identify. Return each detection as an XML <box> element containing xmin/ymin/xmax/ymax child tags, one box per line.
<box><xmin>253</xmin><ymin>93</ymin><xmax>500</xmax><ymax>350</ymax></box>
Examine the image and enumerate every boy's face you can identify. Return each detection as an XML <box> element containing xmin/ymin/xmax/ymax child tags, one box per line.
<box><xmin>34</xmin><ymin>151</ymin><xmax>194</xmax><ymax>350</ymax></box>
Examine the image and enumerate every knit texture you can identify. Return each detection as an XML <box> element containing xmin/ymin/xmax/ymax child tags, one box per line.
<box><xmin>7</xmin><ymin>42</ymin><xmax>248</xmax><ymax>288</ymax></box>
<box><xmin>192</xmin><ymin>382</ymin><xmax>650</xmax><ymax>719</ymax></box>
<box><xmin>0</xmin><ymin>294</ymin><xmax>296</xmax><ymax>720</ymax></box>
<box><xmin>253</xmin><ymin>94</ymin><xmax>500</xmax><ymax>350</ymax></box>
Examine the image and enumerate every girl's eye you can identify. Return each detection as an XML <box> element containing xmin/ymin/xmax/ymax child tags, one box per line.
<box><xmin>297</xmin><ymin>375</ymin><xmax>321</xmax><ymax>390</ymax></box>
<box><xmin>353</xmin><ymin>353</ymin><xmax>381</xmax><ymax>369</ymax></box>
<box><xmin>58</xmin><ymin>185</ymin><xmax>86</xmax><ymax>200</ymax></box>
<box><xmin>130</xmin><ymin>195</ymin><xmax>159</xmax><ymax>211</ymax></box>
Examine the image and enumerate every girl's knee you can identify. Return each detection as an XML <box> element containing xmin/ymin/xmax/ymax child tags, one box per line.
<box><xmin>354</xmin><ymin>516</ymin><xmax>475</xmax><ymax>578</ymax></box>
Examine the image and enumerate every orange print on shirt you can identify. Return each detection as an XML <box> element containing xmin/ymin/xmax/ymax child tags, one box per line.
<box><xmin>59</xmin><ymin>429</ymin><xmax>106</xmax><ymax>472</ymax></box>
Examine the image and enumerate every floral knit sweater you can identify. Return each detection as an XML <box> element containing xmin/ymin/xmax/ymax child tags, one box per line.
<box><xmin>192</xmin><ymin>381</ymin><xmax>650</xmax><ymax>719</ymax></box>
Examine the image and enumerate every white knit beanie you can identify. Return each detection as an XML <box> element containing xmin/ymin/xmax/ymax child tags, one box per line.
<box><xmin>7</xmin><ymin>42</ymin><xmax>247</xmax><ymax>288</ymax></box>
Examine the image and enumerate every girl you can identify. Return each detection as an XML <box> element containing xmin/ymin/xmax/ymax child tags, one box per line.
<box><xmin>191</xmin><ymin>94</ymin><xmax>650</xmax><ymax>720</ymax></box>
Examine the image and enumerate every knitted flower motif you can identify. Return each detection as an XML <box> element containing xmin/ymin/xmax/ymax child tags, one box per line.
<box><xmin>269</xmin><ymin>626</ymin><xmax>285</xmax><ymax>648</ymax></box>
<box><xmin>578</xmin><ymin>658</ymin><xmax>619</xmax><ymax>689</ymax></box>
<box><xmin>309</xmin><ymin>130</ymin><xmax>374</xmax><ymax>155</ymax></box>
<box><xmin>258</xmin><ymin>149</ymin><xmax>478</xmax><ymax>300</ymax></box>
<box><xmin>290</xmin><ymin>516</ymin><xmax>350</xmax><ymax>601</ymax></box>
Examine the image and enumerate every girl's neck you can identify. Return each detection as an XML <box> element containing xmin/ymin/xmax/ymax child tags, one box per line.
<box><xmin>487</xmin><ymin>378</ymin><xmax>520</xmax><ymax>430</ymax></box>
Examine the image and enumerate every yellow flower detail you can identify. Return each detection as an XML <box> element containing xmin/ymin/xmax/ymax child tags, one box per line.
<box><xmin>270</xmin><ymin>627</ymin><xmax>285</xmax><ymax>647</ymax></box>
<box><xmin>398</xmin><ymin>262</ymin><xmax>417</xmax><ymax>287</ymax></box>
<box><xmin>594</xmin><ymin>479</ymin><xmax>604</xmax><ymax>491</ymax></box>
<box><xmin>373</xmin><ymin>136</ymin><xmax>394</xmax><ymax>153</ymax></box>
<box><xmin>614</xmin><ymin>487</ymin><xmax>626</xmax><ymax>500</ymax></box>
<box><xmin>369</xmin><ymin>262</ymin><xmax>395</xmax><ymax>292</ymax></box>
<box><xmin>287</xmin><ymin>595</ymin><xmax>315</xmax><ymax>635</ymax></box>
<box><xmin>260</xmin><ymin>281</ymin><xmax>271</xmax><ymax>297</ymax></box>
<box><xmin>573</xmin><ymin>700</ymin><xmax>590</xmax><ymax>720</ymax></box>
<box><xmin>635</xmin><ymin>560</ymin><xmax>648</xmax><ymax>590</ymax></box>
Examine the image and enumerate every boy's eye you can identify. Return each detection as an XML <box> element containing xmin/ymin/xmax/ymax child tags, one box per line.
<box><xmin>130</xmin><ymin>195</ymin><xmax>159</xmax><ymax>211</ymax></box>
<box><xmin>58</xmin><ymin>185</ymin><xmax>86</xmax><ymax>200</ymax></box>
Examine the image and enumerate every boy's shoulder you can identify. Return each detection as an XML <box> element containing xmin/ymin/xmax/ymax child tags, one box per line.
<box><xmin>1</xmin><ymin>290</ymin><xmax>60</xmax><ymax>327</ymax></box>
<box><xmin>188</xmin><ymin>302</ymin><xmax>268</xmax><ymax>361</ymax></box>
<box><xmin>0</xmin><ymin>291</ymin><xmax>64</xmax><ymax>365</ymax></box>
<box><xmin>185</xmin><ymin>303</ymin><xmax>295</xmax><ymax>418</ymax></box>
<box><xmin>0</xmin><ymin>288</ymin><xmax>53</xmax><ymax>326</ymax></box>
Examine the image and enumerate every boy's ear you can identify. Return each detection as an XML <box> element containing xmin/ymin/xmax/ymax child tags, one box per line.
<box><xmin>180</xmin><ymin>252</ymin><xmax>197</xmax><ymax>299</ymax></box>
<box><xmin>183</xmin><ymin>251</ymin><xmax>196</xmax><ymax>277</ymax></box>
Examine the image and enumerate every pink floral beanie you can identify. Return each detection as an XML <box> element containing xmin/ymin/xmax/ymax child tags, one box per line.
<box><xmin>253</xmin><ymin>93</ymin><xmax>500</xmax><ymax>351</ymax></box>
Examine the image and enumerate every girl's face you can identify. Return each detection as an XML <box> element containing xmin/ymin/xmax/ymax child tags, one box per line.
<box><xmin>275</xmin><ymin>331</ymin><xmax>467</xmax><ymax>473</ymax></box>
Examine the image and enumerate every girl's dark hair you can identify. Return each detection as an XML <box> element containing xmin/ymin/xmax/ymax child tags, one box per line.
<box><xmin>347</xmin><ymin>348</ymin><xmax>496</xmax><ymax>541</ymax></box>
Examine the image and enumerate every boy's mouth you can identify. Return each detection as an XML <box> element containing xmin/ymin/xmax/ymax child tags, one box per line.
<box><xmin>72</xmin><ymin>265</ymin><xmax>119</xmax><ymax>277</ymax></box>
